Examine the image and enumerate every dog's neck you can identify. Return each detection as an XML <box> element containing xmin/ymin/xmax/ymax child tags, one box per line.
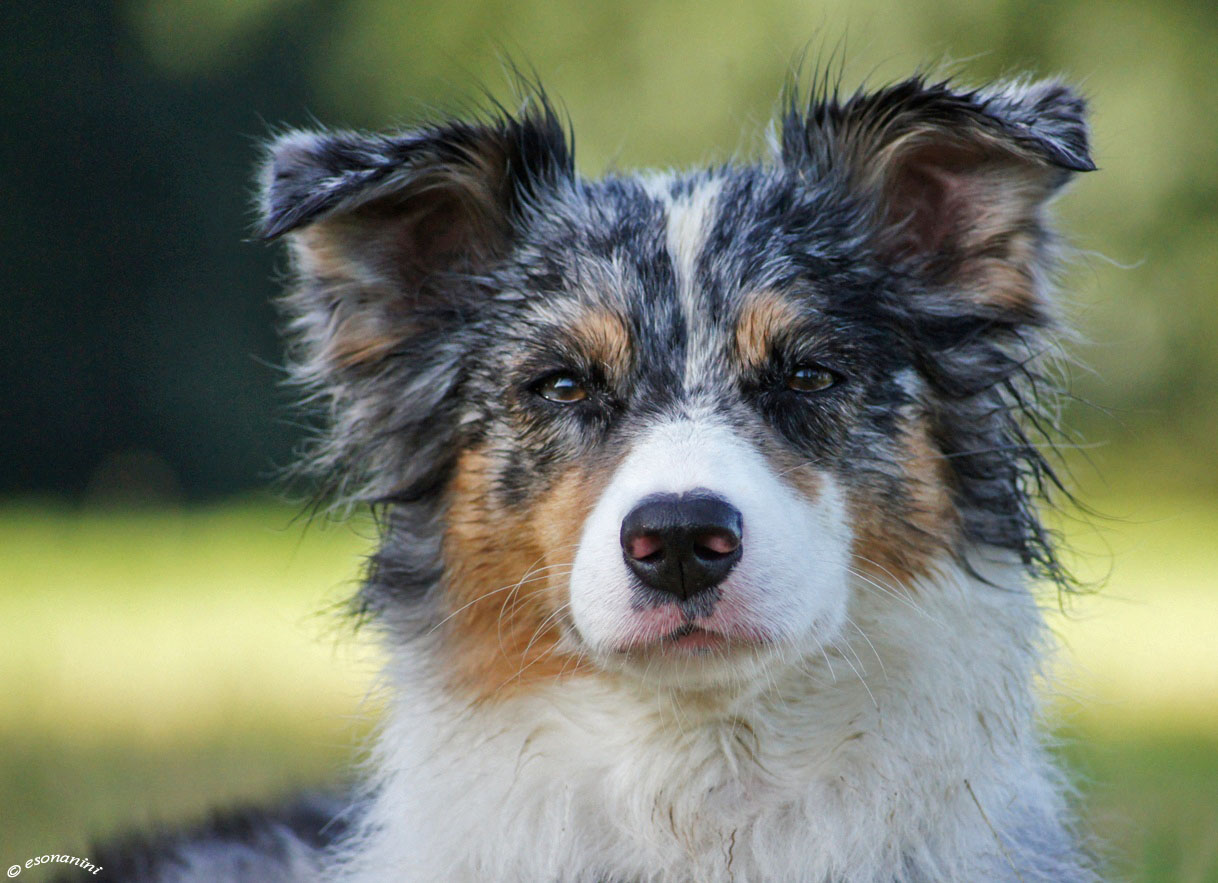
<box><xmin>335</xmin><ymin>556</ymin><xmax>1083</xmax><ymax>882</ymax></box>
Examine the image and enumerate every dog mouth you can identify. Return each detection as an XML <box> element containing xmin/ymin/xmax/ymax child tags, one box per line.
<box><xmin>658</xmin><ymin>623</ymin><xmax>725</xmax><ymax>652</ymax></box>
<box><xmin>617</xmin><ymin>622</ymin><xmax>768</xmax><ymax>656</ymax></box>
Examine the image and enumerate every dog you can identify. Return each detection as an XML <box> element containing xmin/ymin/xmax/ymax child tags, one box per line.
<box><xmin>91</xmin><ymin>71</ymin><xmax>1098</xmax><ymax>881</ymax></box>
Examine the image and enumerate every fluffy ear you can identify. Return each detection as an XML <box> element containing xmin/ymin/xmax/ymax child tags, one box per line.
<box><xmin>782</xmin><ymin>77</ymin><xmax>1094</xmax><ymax>320</ymax></box>
<box><xmin>259</xmin><ymin>104</ymin><xmax>573</xmax><ymax>376</ymax></box>
<box><xmin>257</xmin><ymin>104</ymin><xmax>573</xmax><ymax>502</ymax></box>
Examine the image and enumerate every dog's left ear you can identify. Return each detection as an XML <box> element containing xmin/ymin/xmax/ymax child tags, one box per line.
<box><xmin>782</xmin><ymin>78</ymin><xmax>1094</xmax><ymax>318</ymax></box>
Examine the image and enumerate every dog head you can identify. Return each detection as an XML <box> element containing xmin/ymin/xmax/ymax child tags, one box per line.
<box><xmin>259</xmin><ymin>77</ymin><xmax>1091</xmax><ymax>696</ymax></box>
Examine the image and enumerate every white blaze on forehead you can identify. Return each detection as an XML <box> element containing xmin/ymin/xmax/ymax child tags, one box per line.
<box><xmin>637</xmin><ymin>170</ymin><xmax>677</xmax><ymax>203</ymax></box>
<box><xmin>663</xmin><ymin>177</ymin><xmax>725</xmax><ymax>389</ymax></box>
<box><xmin>665</xmin><ymin>178</ymin><xmax>723</xmax><ymax>292</ymax></box>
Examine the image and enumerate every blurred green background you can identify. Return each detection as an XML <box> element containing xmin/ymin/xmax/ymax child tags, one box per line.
<box><xmin>2</xmin><ymin>1</ymin><xmax>1215</xmax><ymax>880</ymax></box>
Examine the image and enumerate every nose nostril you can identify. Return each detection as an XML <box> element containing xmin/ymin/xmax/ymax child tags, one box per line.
<box><xmin>626</xmin><ymin>533</ymin><xmax>664</xmax><ymax>562</ymax></box>
<box><xmin>693</xmin><ymin>530</ymin><xmax>740</xmax><ymax>560</ymax></box>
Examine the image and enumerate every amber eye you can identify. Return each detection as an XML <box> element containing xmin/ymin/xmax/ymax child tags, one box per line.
<box><xmin>787</xmin><ymin>365</ymin><xmax>838</xmax><ymax>393</ymax></box>
<box><xmin>535</xmin><ymin>373</ymin><xmax>589</xmax><ymax>403</ymax></box>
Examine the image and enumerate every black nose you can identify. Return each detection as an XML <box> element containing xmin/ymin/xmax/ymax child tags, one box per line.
<box><xmin>620</xmin><ymin>492</ymin><xmax>743</xmax><ymax>601</ymax></box>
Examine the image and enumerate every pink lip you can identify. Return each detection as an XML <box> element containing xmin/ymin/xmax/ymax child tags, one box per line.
<box><xmin>613</xmin><ymin>599</ymin><xmax>773</xmax><ymax>654</ymax></box>
<box><xmin>616</xmin><ymin>625</ymin><xmax>726</xmax><ymax>654</ymax></box>
<box><xmin>624</xmin><ymin>590</ymin><xmax>775</xmax><ymax>650</ymax></box>
<box><xmin>663</xmin><ymin>625</ymin><xmax>728</xmax><ymax>651</ymax></box>
<box><xmin>616</xmin><ymin>618</ymin><xmax>769</xmax><ymax>654</ymax></box>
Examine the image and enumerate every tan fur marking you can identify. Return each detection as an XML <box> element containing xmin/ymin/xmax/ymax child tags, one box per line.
<box><xmin>295</xmin><ymin>227</ymin><xmax>412</xmax><ymax>372</ymax></box>
<box><xmin>849</xmin><ymin>416</ymin><xmax>958</xmax><ymax>588</ymax></box>
<box><xmin>295</xmin><ymin>225</ymin><xmax>357</xmax><ymax>280</ymax></box>
<box><xmin>963</xmin><ymin>231</ymin><xmax>1042</xmax><ymax>317</ymax></box>
<box><xmin>871</xmin><ymin>133</ymin><xmax>1053</xmax><ymax>316</ymax></box>
<box><xmin>441</xmin><ymin>449</ymin><xmax>614</xmax><ymax>701</ymax></box>
<box><xmin>734</xmin><ymin>291</ymin><xmax>803</xmax><ymax>370</ymax></box>
<box><xmin>325</xmin><ymin>316</ymin><xmax>403</xmax><ymax>370</ymax></box>
<box><xmin>569</xmin><ymin>307</ymin><xmax>632</xmax><ymax>383</ymax></box>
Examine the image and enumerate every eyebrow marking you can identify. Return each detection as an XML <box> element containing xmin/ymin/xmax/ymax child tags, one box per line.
<box><xmin>570</xmin><ymin>306</ymin><xmax>632</xmax><ymax>382</ymax></box>
<box><xmin>734</xmin><ymin>290</ymin><xmax>803</xmax><ymax>369</ymax></box>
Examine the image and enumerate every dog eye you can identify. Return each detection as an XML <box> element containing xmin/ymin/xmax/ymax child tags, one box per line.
<box><xmin>534</xmin><ymin>373</ymin><xmax>589</xmax><ymax>404</ymax></box>
<box><xmin>787</xmin><ymin>365</ymin><xmax>838</xmax><ymax>393</ymax></box>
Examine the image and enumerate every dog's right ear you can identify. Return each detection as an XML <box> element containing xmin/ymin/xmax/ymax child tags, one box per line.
<box><xmin>258</xmin><ymin>106</ymin><xmax>573</xmax><ymax>504</ymax></box>
<box><xmin>258</xmin><ymin>107</ymin><xmax>573</xmax><ymax>378</ymax></box>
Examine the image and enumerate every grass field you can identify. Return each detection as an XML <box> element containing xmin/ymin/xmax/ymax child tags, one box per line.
<box><xmin>2</xmin><ymin>492</ymin><xmax>1216</xmax><ymax>880</ymax></box>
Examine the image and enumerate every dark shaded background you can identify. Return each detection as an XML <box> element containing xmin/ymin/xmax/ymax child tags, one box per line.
<box><xmin>3</xmin><ymin>1</ymin><xmax>320</xmax><ymax>498</ymax></box>
<box><xmin>4</xmin><ymin>0</ymin><xmax>1217</xmax><ymax>502</ymax></box>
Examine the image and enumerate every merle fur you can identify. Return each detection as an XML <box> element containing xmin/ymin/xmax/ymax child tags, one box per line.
<box><xmin>258</xmin><ymin>76</ymin><xmax>1091</xmax><ymax>626</ymax></box>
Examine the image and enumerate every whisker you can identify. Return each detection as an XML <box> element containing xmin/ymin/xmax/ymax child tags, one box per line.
<box><xmin>848</xmin><ymin>553</ymin><xmax>907</xmax><ymax>590</ymax></box>
<box><xmin>819</xmin><ymin>646</ymin><xmax>838</xmax><ymax>684</ymax></box>
<box><xmin>832</xmin><ymin>644</ymin><xmax>878</xmax><ymax>710</ymax></box>
<box><xmin>496</xmin><ymin>578</ymin><xmax>572</xmax><ymax>657</ymax></box>
<box><xmin>843</xmin><ymin>615</ymin><xmax>888</xmax><ymax>682</ymax></box>
<box><xmin>517</xmin><ymin>601</ymin><xmax>576</xmax><ymax>665</ymax></box>
<box><xmin>845</xmin><ymin>562</ymin><xmax>944</xmax><ymax>626</ymax></box>
<box><xmin>427</xmin><ymin>559</ymin><xmax>575</xmax><ymax>636</ymax></box>
<box><xmin>497</xmin><ymin>602</ymin><xmax>576</xmax><ymax>689</ymax></box>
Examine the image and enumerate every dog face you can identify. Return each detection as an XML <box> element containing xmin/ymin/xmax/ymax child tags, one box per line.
<box><xmin>260</xmin><ymin>78</ymin><xmax>1091</xmax><ymax>696</ymax></box>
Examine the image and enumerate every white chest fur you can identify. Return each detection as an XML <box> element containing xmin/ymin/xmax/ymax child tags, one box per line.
<box><xmin>336</xmin><ymin>560</ymin><xmax>1079</xmax><ymax>882</ymax></box>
